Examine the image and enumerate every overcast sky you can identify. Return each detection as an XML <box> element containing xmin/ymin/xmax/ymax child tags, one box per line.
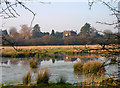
<box><xmin>1</xmin><ymin>1</ymin><xmax>118</xmax><ymax>33</ymax></box>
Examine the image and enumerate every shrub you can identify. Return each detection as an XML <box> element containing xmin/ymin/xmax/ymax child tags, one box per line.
<box><xmin>56</xmin><ymin>75</ymin><xmax>67</xmax><ymax>84</ymax></box>
<box><xmin>37</xmin><ymin>68</ymin><xmax>50</xmax><ymax>84</ymax></box>
<box><xmin>23</xmin><ymin>69</ymin><xmax>31</xmax><ymax>85</ymax></box>
<box><xmin>73</xmin><ymin>61</ymin><xmax>83</xmax><ymax>72</ymax></box>
<box><xmin>30</xmin><ymin>58</ymin><xmax>37</xmax><ymax>68</ymax></box>
<box><xmin>83</xmin><ymin>60</ymin><xmax>105</xmax><ymax>75</ymax></box>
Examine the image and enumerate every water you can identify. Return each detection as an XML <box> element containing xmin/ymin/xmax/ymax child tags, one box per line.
<box><xmin>1</xmin><ymin>54</ymin><xmax>119</xmax><ymax>85</ymax></box>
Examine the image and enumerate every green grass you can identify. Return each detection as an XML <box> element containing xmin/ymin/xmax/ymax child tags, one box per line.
<box><xmin>2</xmin><ymin>80</ymin><xmax>120</xmax><ymax>88</ymax></box>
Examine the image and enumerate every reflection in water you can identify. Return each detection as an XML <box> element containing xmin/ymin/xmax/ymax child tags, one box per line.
<box><xmin>0</xmin><ymin>60</ymin><xmax>10</xmax><ymax>67</ymax></box>
<box><xmin>64</xmin><ymin>56</ymin><xmax>78</xmax><ymax>62</ymax></box>
<box><xmin>1</xmin><ymin>54</ymin><xmax>119</xmax><ymax>84</ymax></box>
<box><xmin>0</xmin><ymin>65</ymin><xmax>2</xmax><ymax>84</ymax></box>
<box><xmin>52</xmin><ymin>59</ymin><xmax>55</xmax><ymax>63</ymax></box>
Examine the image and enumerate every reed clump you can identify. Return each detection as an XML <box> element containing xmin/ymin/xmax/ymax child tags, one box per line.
<box><xmin>83</xmin><ymin>60</ymin><xmax>105</xmax><ymax>75</ymax></box>
<box><xmin>73</xmin><ymin>60</ymin><xmax>105</xmax><ymax>75</ymax></box>
<box><xmin>73</xmin><ymin>61</ymin><xmax>83</xmax><ymax>72</ymax></box>
<box><xmin>30</xmin><ymin>58</ymin><xmax>37</xmax><ymax>68</ymax></box>
<box><xmin>23</xmin><ymin>69</ymin><xmax>31</xmax><ymax>85</ymax></box>
<box><xmin>37</xmin><ymin>68</ymin><xmax>50</xmax><ymax>84</ymax></box>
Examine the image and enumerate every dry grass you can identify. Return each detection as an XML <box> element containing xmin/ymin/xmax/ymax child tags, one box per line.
<box><xmin>73</xmin><ymin>60</ymin><xmax>105</xmax><ymax>75</ymax></box>
<box><xmin>83</xmin><ymin>60</ymin><xmax>105</xmax><ymax>75</ymax></box>
<box><xmin>23</xmin><ymin>69</ymin><xmax>31</xmax><ymax>85</ymax></box>
<box><xmin>1</xmin><ymin>45</ymin><xmax>101</xmax><ymax>50</ymax></box>
<box><xmin>82</xmin><ymin>74</ymin><xmax>106</xmax><ymax>86</ymax></box>
<box><xmin>73</xmin><ymin>61</ymin><xmax>83</xmax><ymax>72</ymax></box>
<box><xmin>37</xmin><ymin>68</ymin><xmax>50</xmax><ymax>84</ymax></box>
<box><xmin>30</xmin><ymin>58</ymin><xmax>37</xmax><ymax>68</ymax></box>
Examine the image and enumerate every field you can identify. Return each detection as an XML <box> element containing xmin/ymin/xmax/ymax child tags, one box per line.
<box><xmin>1</xmin><ymin>45</ymin><xmax>120</xmax><ymax>58</ymax></box>
<box><xmin>2</xmin><ymin>45</ymin><xmax>101</xmax><ymax>50</ymax></box>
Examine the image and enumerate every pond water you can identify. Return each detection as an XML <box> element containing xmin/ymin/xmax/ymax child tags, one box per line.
<box><xmin>0</xmin><ymin>54</ymin><xmax>119</xmax><ymax>85</ymax></box>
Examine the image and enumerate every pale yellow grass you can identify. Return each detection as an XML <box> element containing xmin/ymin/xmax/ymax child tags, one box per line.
<box><xmin>1</xmin><ymin>45</ymin><xmax>101</xmax><ymax>50</ymax></box>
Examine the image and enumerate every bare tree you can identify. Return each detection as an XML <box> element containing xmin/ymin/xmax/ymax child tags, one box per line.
<box><xmin>88</xmin><ymin>0</ymin><xmax>120</xmax><ymax>81</ymax></box>
<box><xmin>89</xmin><ymin>0</ymin><xmax>120</xmax><ymax>45</ymax></box>
<box><xmin>0</xmin><ymin>0</ymin><xmax>36</xmax><ymax>27</ymax></box>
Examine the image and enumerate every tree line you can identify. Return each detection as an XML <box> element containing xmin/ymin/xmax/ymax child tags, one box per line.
<box><xmin>1</xmin><ymin>23</ymin><xmax>118</xmax><ymax>46</ymax></box>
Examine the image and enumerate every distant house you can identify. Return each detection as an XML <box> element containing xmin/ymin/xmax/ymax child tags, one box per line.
<box><xmin>64</xmin><ymin>56</ymin><xmax>79</xmax><ymax>62</ymax></box>
<box><xmin>2</xmin><ymin>30</ymin><xmax>9</xmax><ymax>36</ymax></box>
<box><xmin>63</xmin><ymin>30</ymin><xmax>77</xmax><ymax>38</ymax></box>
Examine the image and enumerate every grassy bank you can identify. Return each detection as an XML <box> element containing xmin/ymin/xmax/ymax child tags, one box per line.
<box><xmin>1</xmin><ymin>45</ymin><xmax>120</xmax><ymax>58</ymax></box>
<box><xmin>2</xmin><ymin>79</ymin><xmax>120</xmax><ymax>88</ymax></box>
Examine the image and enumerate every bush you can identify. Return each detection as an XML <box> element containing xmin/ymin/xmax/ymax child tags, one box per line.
<box><xmin>30</xmin><ymin>59</ymin><xmax>37</xmax><ymax>68</ymax></box>
<box><xmin>73</xmin><ymin>61</ymin><xmax>83</xmax><ymax>72</ymax></box>
<box><xmin>23</xmin><ymin>69</ymin><xmax>31</xmax><ymax>85</ymax></box>
<box><xmin>37</xmin><ymin>68</ymin><xmax>50</xmax><ymax>84</ymax></box>
<box><xmin>83</xmin><ymin>60</ymin><xmax>105</xmax><ymax>75</ymax></box>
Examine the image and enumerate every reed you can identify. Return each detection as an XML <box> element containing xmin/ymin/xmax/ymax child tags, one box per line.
<box><xmin>83</xmin><ymin>60</ymin><xmax>105</xmax><ymax>75</ymax></box>
<box><xmin>37</xmin><ymin>68</ymin><xmax>50</xmax><ymax>84</ymax></box>
<box><xmin>30</xmin><ymin>58</ymin><xmax>37</xmax><ymax>68</ymax></box>
<box><xmin>73</xmin><ymin>61</ymin><xmax>83</xmax><ymax>72</ymax></box>
<box><xmin>23</xmin><ymin>69</ymin><xmax>31</xmax><ymax>85</ymax></box>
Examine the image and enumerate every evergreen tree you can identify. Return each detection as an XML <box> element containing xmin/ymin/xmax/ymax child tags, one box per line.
<box><xmin>79</xmin><ymin>23</ymin><xmax>91</xmax><ymax>37</ymax></box>
<box><xmin>51</xmin><ymin>29</ymin><xmax>55</xmax><ymax>36</ymax></box>
<box><xmin>32</xmin><ymin>24</ymin><xmax>42</xmax><ymax>38</ymax></box>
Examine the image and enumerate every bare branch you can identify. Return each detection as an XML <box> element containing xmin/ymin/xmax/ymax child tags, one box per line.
<box><xmin>96</xmin><ymin>21</ymin><xmax>118</xmax><ymax>25</ymax></box>
<box><xmin>4</xmin><ymin>0</ymin><xmax>16</xmax><ymax>18</ymax></box>
<box><xmin>0</xmin><ymin>0</ymin><xmax>36</xmax><ymax>26</ymax></box>
<box><xmin>102</xmin><ymin>1</ymin><xmax>120</xmax><ymax>21</ymax></box>
<box><xmin>0</xmin><ymin>3</ymin><xmax>17</xmax><ymax>14</ymax></box>
<box><xmin>1</xmin><ymin>7</ymin><xmax>11</xmax><ymax>18</ymax></box>
<box><xmin>88</xmin><ymin>0</ymin><xmax>94</xmax><ymax>10</ymax></box>
<box><xmin>2</xmin><ymin>36</ymin><xmax>18</xmax><ymax>51</ymax></box>
<box><xmin>102</xmin><ymin>1</ymin><xmax>120</xmax><ymax>13</ymax></box>
<box><xmin>30</xmin><ymin>14</ymin><xmax>36</xmax><ymax>27</ymax></box>
<box><xmin>7</xmin><ymin>2</ymin><xmax>20</xmax><ymax>16</ymax></box>
<box><xmin>15</xmin><ymin>0</ymin><xmax>36</xmax><ymax>27</ymax></box>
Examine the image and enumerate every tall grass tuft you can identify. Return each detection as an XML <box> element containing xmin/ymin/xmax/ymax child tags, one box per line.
<box><xmin>83</xmin><ymin>60</ymin><xmax>105</xmax><ymax>75</ymax></box>
<box><xmin>73</xmin><ymin>61</ymin><xmax>83</xmax><ymax>72</ymax></box>
<box><xmin>30</xmin><ymin>58</ymin><xmax>37</xmax><ymax>68</ymax></box>
<box><xmin>37</xmin><ymin>68</ymin><xmax>50</xmax><ymax>84</ymax></box>
<box><xmin>23</xmin><ymin>69</ymin><xmax>31</xmax><ymax>85</ymax></box>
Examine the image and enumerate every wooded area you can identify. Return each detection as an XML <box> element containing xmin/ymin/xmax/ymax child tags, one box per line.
<box><xmin>1</xmin><ymin>23</ymin><xmax>118</xmax><ymax>46</ymax></box>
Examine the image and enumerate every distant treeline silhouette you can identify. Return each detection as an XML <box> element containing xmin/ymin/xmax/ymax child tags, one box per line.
<box><xmin>1</xmin><ymin>23</ymin><xmax>118</xmax><ymax>46</ymax></box>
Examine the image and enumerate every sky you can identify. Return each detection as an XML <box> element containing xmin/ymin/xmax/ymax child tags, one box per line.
<box><xmin>1</xmin><ymin>1</ymin><xmax>119</xmax><ymax>33</ymax></box>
